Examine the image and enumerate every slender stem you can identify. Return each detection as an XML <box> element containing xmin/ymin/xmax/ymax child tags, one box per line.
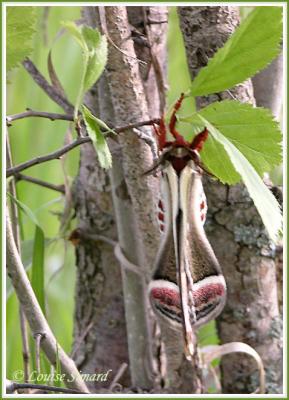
<box><xmin>70</xmin><ymin>321</ymin><xmax>94</xmax><ymax>359</ymax></box>
<box><xmin>6</xmin><ymin>107</ymin><xmax>159</xmax><ymax>132</ymax></box>
<box><xmin>6</xmin><ymin>381</ymin><xmax>85</xmax><ymax>395</ymax></box>
<box><xmin>6</xmin><ymin>133</ymin><xmax>31</xmax><ymax>383</ymax></box>
<box><xmin>6</xmin><ymin>137</ymin><xmax>91</xmax><ymax>178</ymax></box>
<box><xmin>6</xmin><ymin>211</ymin><xmax>89</xmax><ymax>393</ymax></box>
<box><xmin>19</xmin><ymin>309</ymin><xmax>30</xmax><ymax>382</ymax></box>
<box><xmin>7</xmin><ymin>110</ymin><xmax>73</xmax><ymax>124</ymax></box>
<box><xmin>15</xmin><ymin>173</ymin><xmax>65</xmax><ymax>194</ymax></box>
<box><xmin>109</xmin><ymin>363</ymin><xmax>128</xmax><ymax>390</ymax></box>
<box><xmin>34</xmin><ymin>333</ymin><xmax>43</xmax><ymax>374</ymax></box>
<box><xmin>114</xmin><ymin>118</ymin><xmax>160</xmax><ymax>134</ymax></box>
<box><xmin>6</xmin><ymin>119</ymin><xmax>160</xmax><ymax>178</ymax></box>
<box><xmin>22</xmin><ymin>58</ymin><xmax>73</xmax><ymax>114</ymax></box>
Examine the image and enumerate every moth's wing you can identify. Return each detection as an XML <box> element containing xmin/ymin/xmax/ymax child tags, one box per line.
<box><xmin>148</xmin><ymin>164</ymin><xmax>183</xmax><ymax>329</ymax></box>
<box><xmin>181</xmin><ymin>163</ymin><xmax>227</xmax><ymax>330</ymax></box>
<box><xmin>178</xmin><ymin>164</ymin><xmax>197</xmax><ymax>358</ymax></box>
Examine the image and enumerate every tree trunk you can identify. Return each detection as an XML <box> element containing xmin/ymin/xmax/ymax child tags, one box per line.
<box><xmin>178</xmin><ymin>6</ymin><xmax>283</xmax><ymax>394</ymax></box>
<box><xmin>71</xmin><ymin>7</ymin><xmax>130</xmax><ymax>392</ymax></box>
<box><xmin>127</xmin><ymin>6</ymin><xmax>202</xmax><ymax>393</ymax></box>
<box><xmin>72</xmin><ymin>5</ymin><xmax>163</xmax><ymax>392</ymax></box>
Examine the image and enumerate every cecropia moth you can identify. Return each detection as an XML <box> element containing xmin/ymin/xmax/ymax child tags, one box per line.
<box><xmin>148</xmin><ymin>94</ymin><xmax>226</xmax><ymax>357</ymax></box>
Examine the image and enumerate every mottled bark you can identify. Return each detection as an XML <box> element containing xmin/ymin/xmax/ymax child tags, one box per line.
<box><xmin>178</xmin><ymin>6</ymin><xmax>282</xmax><ymax>394</ymax></box>
<box><xmin>101</xmin><ymin>6</ymin><xmax>160</xmax><ymax>389</ymax></box>
<box><xmin>127</xmin><ymin>6</ymin><xmax>168</xmax><ymax>117</ymax></box>
<box><xmin>71</xmin><ymin>7</ymin><xmax>130</xmax><ymax>392</ymax></box>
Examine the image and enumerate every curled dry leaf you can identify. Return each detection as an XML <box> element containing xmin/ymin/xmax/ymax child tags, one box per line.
<box><xmin>200</xmin><ymin>342</ymin><xmax>266</xmax><ymax>394</ymax></box>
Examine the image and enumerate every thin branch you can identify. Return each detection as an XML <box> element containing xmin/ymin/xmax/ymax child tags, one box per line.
<box><xmin>7</xmin><ymin>134</ymin><xmax>31</xmax><ymax>383</ymax></box>
<box><xmin>142</xmin><ymin>7</ymin><xmax>166</xmax><ymax>114</ymax></box>
<box><xmin>22</xmin><ymin>58</ymin><xmax>74</xmax><ymax>114</ymax></box>
<box><xmin>6</xmin><ymin>107</ymin><xmax>159</xmax><ymax>131</ymax></box>
<box><xmin>6</xmin><ymin>380</ymin><xmax>85</xmax><ymax>395</ymax></box>
<box><xmin>6</xmin><ymin>211</ymin><xmax>89</xmax><ymax>393</ymax></box>
<box><xmin>6</xmin><ymin>110</ymin><xmax>73</xmax><ymax>124</ymax></box>
<box><xmin>19</xmin><ymin>309</ymin><xmax>30</xmax><ymax>382</ymax></box>
<box><xmin>70</xmin><ymin>321</ymin><xmax>94</xmax><ymax>359</ymax></box>
<box><xmin>6</xmin><ymin>118</ymin><xmax>160</xmax><ymax>178</ymax></box>
<box><xmin>34</xmin><ymin>333</ymin><xmax>43</xmax><ymax>374</ymax></box>
<box><xmin>98</xmin><ymin>6</ymin><xmax>147</xmax><ymax>66</ymax></box>
<box><xmin>15</xmin><ymin>173</ymin><xmax>65</xmax><ymax>194</ymax></box>
<box><xmin>114</xmin><ymin>118</ymin><xmax>160</xmax><ymax>133</ymax></box>
<box><xmin>109</xmin><ymin>363</ymin><xmax>128</xmax><ymax>391</ymax></box>
<box><xmin>114</xmin><ymin>243</ymin><xmax>148</xmax><ymax>279</ymax></box>
<box><xmin>6</xmin><ymin>137</ymin><xmax>91</xmax><ymax>178</ymax></box>
<box><xmin>69</xmin><ymin>228</ymin><xmax>148</xmax><ymax>278</ymax></box>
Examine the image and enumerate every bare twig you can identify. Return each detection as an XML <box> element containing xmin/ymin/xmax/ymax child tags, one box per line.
<box><xmin>6</xmin><ymin>118</ymin><xmax>160</xmax><ymax>178</ymax></box>
<box><xmin>15</xmin><ymin>173</ymin><xmax>65</xmax><ymax>194</ymax></box>
<box><xmin>6</xmin><ymin>211</ymin><xmax>89</xmax><ymax>393</ymax></box>
<box><xmin>70</xmin><ymin>321</ymin><xmax>94</xmax><ymax>359</ymax></box>
<box><xmin>98</xmin><ymin>6</ymin><xmax>147</xmax><ymax>66</ymax></box>
<box><xmin>69</xmin><ymin>228</ymin><xmax>148</xmax><ymax>279</ymax></box>
<box><xmin>114</xmin><ymin>118</ymin><xmax>160</xmax><ymax>133</ymax></box>
<box><xmin>6</xmin><ymin>137</ymin><xmax>91</xmax><ymax>178</ymax></box>
<box><xmin>114</xmin><ymin>243</ymin><xmax>148</xmax><ymax>279</ymax></box>
<box><xmin>7</xmin><ymin>134</ymin><xmax>31</xmax><ymax>383</ymax></box>
<box><xmin>69</xmin><ymin>229</ymin><xmax>117</xmax><ymax>247</ymax></box>
<box><xmin>34</xmin><ymin>333</ymin><xmax>44</xmax><ymax>374</ymax></box>
<box><xmin>19</xmin><ymin>309</ymin><xmax>30</xmax><ymax>382</ymax></box>
<box><xmin>6</xmin><ymin>380</ymin><xmax>85</xmax><ymax>395</ymax></box>
<box><xmin>22</xmin><ymin>58</ymin><xmax>74</xmax><ymax>114</ymax></box>
<box><xmin>109</xmin><ymin>363</ymin><xmax>128</xmax><ymax>390</ymax></box>
<box><xmin>7</xmin><ymin>107</ymin><xmax>159</xmax><ymax>134</ymax></box>
<box><xmin>142</xmin><ymin>7</ymin><xmax>166</xmax><ymax>113</ymax></box>
<box><xmin>6</xmin><ymin>110</ymin><xmax>73</xmax><ymax>124</ymax></box>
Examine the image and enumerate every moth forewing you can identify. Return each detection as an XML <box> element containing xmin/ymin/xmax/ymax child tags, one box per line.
<box><xmin>179</xmin><ymin>162</ymin><xmax>200</xmax><ymax>358</ymax></box>
<box><xmin>163</xmin><ymin>164</ymin><xmax>179</xmax><ymax>256</ymax></box>
<box><xmin>148</xmin><ymin>164</ymin><xmax>182</xmax><ymax>329</ymax></box>
<box><xmin>184</xmin><ymin>169</ymin><xmax>227</xmax><ymax>328</ymax></box>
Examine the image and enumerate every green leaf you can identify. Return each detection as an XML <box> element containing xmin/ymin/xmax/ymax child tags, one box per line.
<box><xmin>6</xmin><ymin>6</ymin><xmax>37</xmax><ymax>72</ymax></box>
<box><xmin>90</xmin><ymin>115</ymin><xmax>117</xmax><ymax>136</ymax></box>
<box><xmin>183</xmin><ymin>100</ymin><xmax>282</xmax><ymax>184</ymax></box>
<box><xmin>197</xmin><ymin>114</ymin><xmax>282</xmax><ymax>242</ymax></box>
<box><xmin>81</xmin><ymin>25</ymin><xmax>108</xmax><ymax>92</ymax></box>
<box><xmin>82</xmin><ymin>105</ymin><xmax>112</xmax><ymax>169</ymax></box>
<box><xmin>7</xmin><ymin>192</ymin><xmax>39</xmax><ymax>226</ymax></box>
<box><xmin>31</xmin><ymin>226</ymin><xmax>46</xmax><ymax>314</ymax></box>
<box><xmin>191</xmin><ymin>7</ymin><xmax>282</xmax><ymax>96</ymax></box>
<box><xmin>62</xmin><ymin>21</ymin><xmax>107</xmax><ymax>118</ymax></box>
<box><xmin>61</xmin><ymin>21</ymin><xmax>86</xmax><ymax>49</ymax></box>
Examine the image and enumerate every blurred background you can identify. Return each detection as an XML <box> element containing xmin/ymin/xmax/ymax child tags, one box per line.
<box><xmin>6</xmin><ymin>5</ymin><xmax>282</xmax><ymax>380</ymax></box>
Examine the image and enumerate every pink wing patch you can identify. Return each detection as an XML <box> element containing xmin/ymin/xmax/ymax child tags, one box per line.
<box><xmin>149</xmin><ymin>276</ymin><xmax>226</xmax><ymax>327</ymax></box>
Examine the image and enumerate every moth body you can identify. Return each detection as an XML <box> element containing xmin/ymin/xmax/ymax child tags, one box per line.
<box><xmin>148</xmin><ymin>94</ymin><xmax>226</xmax><ymax>354</ymax></box>
<box><xmin>149</xmin><ymin>150</ymin><xmax>226</xmax><ymax>332</ymax></box>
